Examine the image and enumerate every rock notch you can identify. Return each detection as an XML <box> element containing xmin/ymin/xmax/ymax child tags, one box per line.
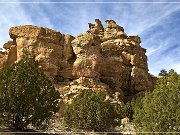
<box><xmin>0</xmin><ymin>19</ymin><xmax>155</xmax><ymax>108</ymax></box>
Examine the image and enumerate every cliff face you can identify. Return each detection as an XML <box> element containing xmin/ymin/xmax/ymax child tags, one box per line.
<box><xmin>0</xmin><ymin>19</ymin><xmax>154</xmax><ymax>105</ymax></box>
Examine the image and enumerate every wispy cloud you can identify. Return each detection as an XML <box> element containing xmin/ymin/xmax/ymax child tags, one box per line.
<box><xmin>0</xmin><ymin>2</ymin><xmax>33</xmax><ymax>47</ymax></box>
<box><xmin>0</xmin><ymin>0</ymin><xmax>180</xmax><ymax>75</ymax></box>
<box><xmin>0</xmin><ymin>0</ymin><xmax>55</xmax><ymax>47</ymax></box>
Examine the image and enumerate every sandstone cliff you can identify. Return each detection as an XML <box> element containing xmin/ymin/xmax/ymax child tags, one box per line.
<box><xmin>0</xmin><ymin>19</ymin><xmax>154</xmax><ymax>107</ymax></box>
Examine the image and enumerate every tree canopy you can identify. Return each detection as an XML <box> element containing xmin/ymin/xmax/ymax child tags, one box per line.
<box><xmin>64</xmin><ymin>90</ymin><xmax>117</xmax><ymax>132</ymax></box>
<box><xmin>0</xmin><ymin>51</ymin><xmax>60</xmax><ymax>131</ymax></box>
<box><xmin>158</xmin><ymin>69</ymin><xmax>168</xmax><ymax>77</ymax></box>
<box><xmin>133</xmin><ymin>70</ymin><xmax>180</xmax><ymax>132</ymax></box>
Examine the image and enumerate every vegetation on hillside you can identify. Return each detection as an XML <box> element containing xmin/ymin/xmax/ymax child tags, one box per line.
<box><xmin>0</xmin><ymin>50</ymin><xmax>179</xmax><ymax>133</ymax></box>
<box><xmin>64</xmin><ymin>90</ymin><xmax>117</xmax><ymax>131</ymax></box>
<box><xmin>133</xmin><ymin>69</ymin><xmax>180</xmax><ymax>132</ymax></box>
<box><xmin>63</xmin><ymin>69</ymin><xmax>180</xmax><ymax>132</ymax></box>
<box><xmin>0</xmin><ymin>51</ymin><xmax>60</xmax><ymax>131</ymax></box>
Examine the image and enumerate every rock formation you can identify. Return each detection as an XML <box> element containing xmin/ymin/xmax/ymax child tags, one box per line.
<box><xmin>0</xmin><ymin>19</ymin><xmax>154</xmax><ymax>109</ymax></box>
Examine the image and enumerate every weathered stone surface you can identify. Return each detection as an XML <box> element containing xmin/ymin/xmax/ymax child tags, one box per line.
<box><xmin>63</xmin><ymin>34</ymin><xmax>75</xmax><ymax>61</ymax></box>
<box><xmin>0</xmin><ymin>19</ymin><xmax>155</xmax><ymax>107</ymax></box>
<box><xmin>71</xmin><ymin>33</ymin><xmax>102</xmax><ymax>79</ymax></box>
<box><xmin>6</xmin><ymin>44</ymin><xmax>17</xmax><ymax>66</ymax></box>
<box><xmin>0</xmin><ymin>52</ymin><xmax>7</xmax><ymax>68</ymax></box>
<box><xmin>130</xmin><ymin>66</ymin><xmax>153</xmax><ymax>92</ymax></box>
<box><xmin>58</xmin><ymin>34</ymin><xmax>75</xmax><ymax>80</ymax></box>
<box><xmin>0</xmin><ymin>41</ymin><xmax>17</xmax><ymax>67</ymax></box>
<box><xmin>103</xmin><ymin>20</ymin><xmax>127</xmax><ymax>41</ymax></box>
<box><xmin>8</xmin><ymin>25</ymin><xmax>63</xmax><ymax>78</ymax></box>
<box><xmin>9</xmin><ymin>25</ymin><xmax>62</xmax><ymax>44</ymax></box>
<box><xmin>3</xmin><ymin>41</ymin><xmax>15</xmax><ymax>50</ymax></box>
<box><xmin>87</xmin><ymin>19</ymin><xmax>104</xmax><ymax>34</ymax></box>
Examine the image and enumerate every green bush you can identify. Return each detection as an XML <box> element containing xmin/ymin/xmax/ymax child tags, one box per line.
<box><xmin>115</xmin><ymin>97</ymin><xmax>142</xmax><ymax>122</ymax></box>
<box><xmin>0</xmin><ymin>51</ymin><xmax>60</xmax><ymax>131</ymax></box>
<box><xmin>133</xmin><ymin>70</ymin><xmax>180</xmax><ymax>132</ymax></box>
<box><xmin>64</xmin><ymin>90</ymin><xmax>117</xmax><ymax>131</ymax></box>
<box><xmin>122</xmin><ymin>101</ymin><xmax>134</xmax><ymax>120</ymax></box>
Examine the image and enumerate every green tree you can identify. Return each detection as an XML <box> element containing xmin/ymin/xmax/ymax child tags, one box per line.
<box><xmin>0</xmin><ymin>51</ymin><xmax>60</xmax><ymax>131</ymax></box>
<box><xmin>117</xmin><ymin>101</ymin><xmax>134</xmax><ymax>120</ymax></box>
<box><xmin>115</xmin><ymin>97</ymin><xmax>142</xmax><ymax>122</ymax></box>
<box><xmin>168</xmin><ymin>69</ymin><xmax>175</xmax><ymax>74</ymax></box>
<box><xmin>158</xmin><ymin>69</ymin><xmax>168</xmax><ymax>77</ymax></box>
<box><xmin>134</xmin><ymin>70</ymin><xmax>180</xmax><ymax>132</ymax></box>
<box><xmin>64</xmin><ymin>90</ymin><xmax>117</xmax><ymax>131</ymax></box>
<box><xmin>123</xmin><ymin>98</ymin><xmax>141</xmax><ymax>120</ymax></box>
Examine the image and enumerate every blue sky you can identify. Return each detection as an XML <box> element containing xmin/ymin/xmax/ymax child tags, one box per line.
<box><xmin>0</xmin><ymin>0</ymin><xmax>180</xmax><ymax>75</ymax></box>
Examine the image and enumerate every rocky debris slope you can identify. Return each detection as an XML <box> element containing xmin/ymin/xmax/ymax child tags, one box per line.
<box><xmin>0</xmin><ymin>19</ymin><xmax>155</xmax><ymax>110</ymax></box>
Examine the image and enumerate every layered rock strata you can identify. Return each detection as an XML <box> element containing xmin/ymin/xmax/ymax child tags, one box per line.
<box><xmin>0</xmin><ymin>19</ymin><xmax>154</xmax><ymax>108</ymax></box>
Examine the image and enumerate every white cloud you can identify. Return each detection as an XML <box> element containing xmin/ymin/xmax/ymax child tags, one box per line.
<box><xmin>0</xmin><ymin>3</ymin><xmax>34</xmax><ymax>48</ymax></box>
<box><xmin>146</xmin><ymin>45</ymin><xmax>163</xmax><ymax>57</ymax></box>
<box><xmin>0</xmin><ymin>1</ymin><xmax>56</xmax><ymax>48</ymax></box>
<box><xmin>113</xmin><ymin>3</ymin><xmax>180</xmax><ymax>35</ymax></box>
<box><xmin>0</xmin><ymin>1</ymin><xmax>180</xmax><ymax>76</ymax></box>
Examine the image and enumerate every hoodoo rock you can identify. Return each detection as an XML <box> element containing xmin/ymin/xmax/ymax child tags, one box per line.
<box><xmin>0</xmin><ymin>19</ymin><xmax>154</xmax><ymax>108</ymax></box>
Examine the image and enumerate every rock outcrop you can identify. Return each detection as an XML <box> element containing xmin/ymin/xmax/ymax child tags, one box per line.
<box><xmin>0</xmin><ymin>19</ymin><xmax>154</xmax><ymax>108</ymax></box>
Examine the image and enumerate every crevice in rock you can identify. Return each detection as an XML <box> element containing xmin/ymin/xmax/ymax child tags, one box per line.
<box><xmin>67</xmin><ymin>51</ymin><xmax>77</xmax><ymax>64</ymax></box>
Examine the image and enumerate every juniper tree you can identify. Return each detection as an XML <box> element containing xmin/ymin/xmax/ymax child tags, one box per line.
<box><xmin>0</xmin><ymin>51</ymin><xmax>60</xmax><ymax>131</ymax></box>
<box><xmin>64</xmin><ymin>90</ymin><xmax>117</xmax><ymax>132</ymax></box>
<box><xmin>133</xmin><ymin>70</ymin><xmax>180</xmax><ymax>132</ymax></box>
<box><xmin>158</xmin><ymin>69</ymin><xmax>168</xmax><ymax>77</ymax></box>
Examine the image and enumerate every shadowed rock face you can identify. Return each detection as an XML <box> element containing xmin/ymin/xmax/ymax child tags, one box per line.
<box><xmin>0</xmin><ymin>20</ymin><xmax>155</xmax><ymax>107</ymax></box>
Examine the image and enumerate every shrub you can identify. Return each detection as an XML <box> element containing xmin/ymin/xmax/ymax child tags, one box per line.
<box><xmin>122</xmin><ymin>101</ymin><xmax>134</xmax><ymax>120</ymax></box>
<box><xmin>133</xmin><ymin>70</ymin><xmax>180</xmax><ymax>132</ymax></box>
<box><xmin>0</xmin><ymin>51</ymin><xmax>60</xmax><ymax>131</ymax></box>
<box><xmin>115</xmin><ymin>97</ymin><xmax>142</xmax><ymax>122</ymax></box>
<box><xmin>64</xmin><ymin>90</ymin><xmax>117</xmax><ymax>131</ymax></box>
